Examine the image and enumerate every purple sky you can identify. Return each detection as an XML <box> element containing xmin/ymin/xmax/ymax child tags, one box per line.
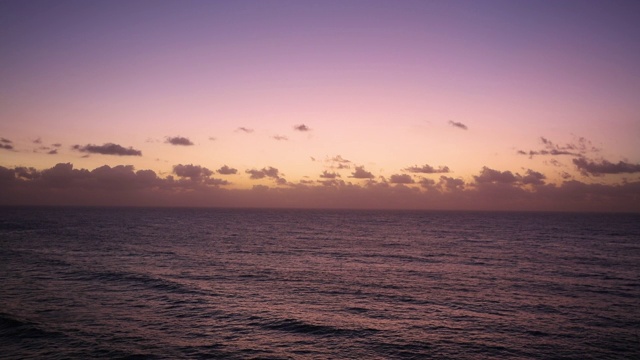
<box><xmin>1</xmin><ymin>0</ymin><xmax>640</xmax><ymax>211</ymax></box>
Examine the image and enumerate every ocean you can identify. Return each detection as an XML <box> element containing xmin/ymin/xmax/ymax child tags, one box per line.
<box><xmin>1</xmin><ymin>207</ymin><xmax>639</xmax><ymax>359</ymax></box>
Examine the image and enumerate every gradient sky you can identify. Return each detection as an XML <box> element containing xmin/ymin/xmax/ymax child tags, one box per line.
<box><xmin>1</xmin><ymin>0</ymin><xmax>640</xmax><ymax>211</ymax></box>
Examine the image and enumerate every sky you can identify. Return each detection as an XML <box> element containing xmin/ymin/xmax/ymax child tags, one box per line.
<box><xmin>1</xmin><ymin>0</ymin><xmax>640</xmax><ymax>211</ymax></box>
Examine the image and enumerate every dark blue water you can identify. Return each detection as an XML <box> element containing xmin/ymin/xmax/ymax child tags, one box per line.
<box><xmin>1</xmin><ymin>207</ymin><xmax>639</xmax><ymax>359</ymax></box>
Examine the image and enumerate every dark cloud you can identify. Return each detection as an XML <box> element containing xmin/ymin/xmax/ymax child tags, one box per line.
<box><xmin>217</xmin><ymin>165</ymin><xmax>238</xmax><ymax>175</ymax></box>
<box><xmin>0</xmin><ymin>164</ymin><xmax>205</xmax><ymax>198</ymax></box>
<box><xmin>52</xmin><ymin>143</ymin><xmax>62</xmax><ymax>148</ymax></box>
<box><xmin>350</xmin><ymin>166</ymin><xmax>374</xmax><ymax>179</ymax></box>
<box><xmin>246</xmin><ymin>167</ymin><xmax>281</xmax><ymax>180</ymax></box>
<box><xmin>319</xmin><ymin>171</ymin><xmax>340</xmax><ymax>179</ymax></box>
<box><xmin>404</xmin><ymin>164</ymin><xmax>450</xmax><ymax>174</ymax></box>
<box><xmin>0</xmin><ymin>163</ymin><xmax>178</xmax><ymax>199</ymax></box>
<box><xmin>389</xmin><ymin>174</ymin><xmax>414</xmax><ymax>184</ymax></box>
<box><xmin>471</xmin><ymin>167</ymin><xmax>548</xmax><ymax>188</ymax></box>
<box><xmin>1</xmin><ymin>137</ymin><xmax>11</xmax><ymax>143</ymax></box>
<box><xmin>474</xmin><ymin>167</ymin><xmax>518</xmax><ymax>184</ymax></box>
<box><xmin>90</xmin><ymin>165</ymin><xmax>143</xmax><ymax>189</ymax></box>
<box><xmin>0</xmin><ymin>166</ymin><xmax>14</xmax><ymax>183</ymax></box>
<box><xmin>208</xmin><ymin>137</ymin><xmax>216</xmax><ymax>141</ymax></box>
<box><xmin>165</xmin><ymin>136</ymin><xmax>194</xmax><ymax>146</ymax></box>
<box><xmin>439</xmin><ymin>176</ymin><xmax>465</xmax><ymax>191</ymax></box>
<box><xmin>294</xmin><ymin>124</ymin><xmax>311</xmax><ymax>132</ymax></box>
<box><xmin>72</xmin><ymin>143</ymin><xmax>142</xmax><ymax>156</ymax></box>
<box><xmin>151</xmin><ymin>165</ymin><xmax>224</xmax><ymax>188</ymax></box>
<box><xmin>47</xmin><ymin>149</ymin><xmax>58</xmax><ymax>155</ymax></box>
<box><xmin>573</xmin><ymin>158</ymin><xmax>640</xmax><ymax>176</ymax></box>
<box><xmin>245</xmin><ymin>169</ymin><xmax>266</xmax><ymax>180</ymax></box>
<box><xmin>15</xmin><ymin>167</ymin><xmax>40</xmax><ymax>180</ymax></box>
<box><xmin>522</xmin><ymin>169</ymin><xmax>546</xmax><ymax>185</ymax></box>
<box><xmin>418</xmin><ymin>177</ymin><xmax>436</xmax><ymax>189</ymax></box>
<box><xmin>1</xmin><ymin>163</ymin><xmax>639</xmax><ymax>212</ymax></box>
<box><xmin>33</xmin><ymin>137</ymin><xmax>42</xmax><ymax>144</ymax></box>
<box><xmin>448</xmin><ymin>120</ymin><xmax>468</xmax><ymax>130</ymax></box>
<box><xmin>173</xmin><ymin>164</ymin><xmax>213</xmax><ymax>180</ymax></box>
<box><xmin>272</xmin><ymin>135</ymin><xmax>288</xmax><ymax>141</ymax></box>
<box><xmin>237</xmin><ymin>127</ymin><xmax>254</xmax><ymax>133</ymax></box>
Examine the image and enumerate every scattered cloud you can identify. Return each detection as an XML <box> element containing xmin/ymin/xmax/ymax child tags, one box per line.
<box><xmin>0</xmin><ymin>137</ymin><xmax>13</xmax><ymax>150</ymax></box>
<box><xmin>52</xmin><ymin>143</ymin><xmax>62</xmax><ymax>148</ymax></box>
<box><xmin>404</xmin><ymin>164</ymin><xmax>450</xmax><ymax>174</ymax></box>
<box><xmin>330</xmin><ymin>155</ymin><xmax>350</xmax><ymax>164</ymax></box>
<box><xmin>246</xmin><ymin>167</ymin><xmax>281</xmax><ymax>180</ymax></box>
<box><xmin>473</xmin><ymin>166</ymin><xmax>547</xmax><ymax>186</ymax></box>
<box><xmin>172</xmin><ymin>164</ymin><xmax>230</xmax><ymax>187</ymax></box>
<box><xmin>518</xmin><ymin>136</ymin><xmax>599</xmax><ymax>158</ymax></box>
<box><xmin>33</xmin><ymin>137</ymin><xmax>42</xmax><ymax>144</ymax></box>
<box><xmin>72</xmin><ymin>143</ymin><xmax>142</xmax><ymax>156</ymax></box>
<box><xmin>47</xmin><ymin>149</ymin><xmax>58</xmax><ymax>155</ymax></box>
<box><xmin>474</xmin><ymin>167</ymin><xmax>519</xmax><ymax>184</ymax></box>
<box><xmin>294</xmin><ymin>124</ymin><xmax>311</xmax><ymax>132</ymax></box>
<box><xmin>272</xmin><ymin>135</ymin><xmax>288</xmax><ymax>141</ymax></box>
<box><xmin>327</xmin><ymin>155</ymin><xmax>351</xmax><ymax>169</ymax></box>
<box><xmin>573</xmin><ymin>158</ymin><xmax>640</xmax><ymax>176</ymax></box>
<box><xmin>173</xmin><ymin>164</ymin><xmax>213</xmax><ymax>180</ymax></box>
<box><xmin>319</xmin><ymin>171</ymin><xmax>340</xmax><ymax>179</ymax></box>
<box><xmin>448</xmin><ymin>120</ymin><xmax>468</xmax><ymax>130</ymax></box>
<box><xmin>548</xmin><ymin>159</ymin><xmax>563</xmax><ymax>167</ymax></box>
<box><xmin>350</xmin><ymin>166</ymin><xmax>374</xmax><ymax>179</ymax></box>
<box><xmin>217</xmin><ymin>165</ymin><xmax>238</xmax><ymax>175</ymax></box>
<box><xmin>389</xmin><ymin>174</ymin><xmax>414</xmax><ymax>184</ymax></box>
<box><xmin>237</xmin><ymin>127</ymin><xmax>254</xmax><ymax>133</ymax></box>
<box><xmin>208</xmin><ymin>137</ymin><xmax>216</xmax><ymax>141</ymax></box>
<box><xmin>165</xmin><ymin>136</ymin><xmax>194</xmax><ymax>146</ymax></box>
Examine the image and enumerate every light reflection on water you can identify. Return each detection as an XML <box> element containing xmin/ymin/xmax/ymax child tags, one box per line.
<box><xmin>1</xmin><ymin>208</ymin><xmax>639</xmax><ymax>359</ymax></box>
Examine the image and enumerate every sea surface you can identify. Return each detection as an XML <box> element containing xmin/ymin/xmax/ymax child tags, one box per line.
<box><xmin>1</xmin><ymin>207</ymin><xmax>639</xmax><ymax>359</ymax></box>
